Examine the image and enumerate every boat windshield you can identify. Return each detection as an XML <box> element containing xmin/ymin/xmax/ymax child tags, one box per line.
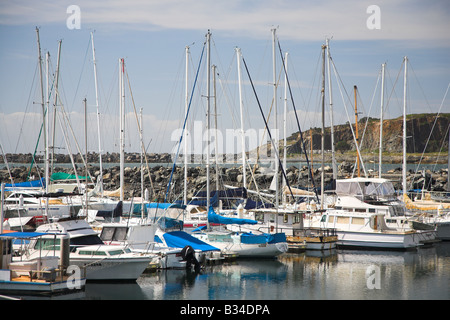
<box><xmin>336</xmin><ymin>179</ymin><xmax>395</xmax><ymax>198</ymax></box>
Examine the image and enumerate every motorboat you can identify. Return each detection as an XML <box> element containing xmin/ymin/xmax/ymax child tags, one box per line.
<box><xmin>327</xmin><ymin>178</ymin><xmax>437</xmax><ymax>245</ymax></box>
<box><xmin>18</xmin><ymin>218</ymin><xmax>151</xmax><ymax>281</ymax></box>
<box><xmin>0</xmin><ymin>231</ymin><xmax>86</xmax><ymax>296</ymax></box>
<box><xmin>308</xmin><ymin>209</ymin><xmax>423</xmax><ymax>250</ymax></box>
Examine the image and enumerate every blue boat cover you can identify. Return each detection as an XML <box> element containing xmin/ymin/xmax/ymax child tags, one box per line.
<box><xmin>162</xmin><ymin>231</ymin><xmax>219</xmax><ymax>251</ymax></box>
<box><xmin>207</xmin><ymin>207</ymin><xmax>257</xmax><ymax>225</ymax></box>
<box><xmin>147</xmin><ymin>202</ymin><xmax>187</xmax><ymax>210</ymax></box>
<box><xmin>240</xmin><ymin>232</ymin><xmax>287</xmax><ymax>244</ymax></box>
<box><xmin>0</xmin><ymin>232</ymin><xmax>48</xmax><ymax>239</ymax></box>
<box><xmin>4</xmin><ymin>178</ymin><xmax>45</xmax><ymax>190</ymax></box>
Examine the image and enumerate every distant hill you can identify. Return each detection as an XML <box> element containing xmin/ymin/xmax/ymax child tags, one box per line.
<box><xmin>285</xmin><ymin>113</ymin><xmax>450</xmax><ymax>156</ymax></box>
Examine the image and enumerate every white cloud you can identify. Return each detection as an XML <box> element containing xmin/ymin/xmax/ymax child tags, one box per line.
<box><xmin>1</xmin><ymin>0</ymin><xmax>449</xmax><ymax>43</ymax></box>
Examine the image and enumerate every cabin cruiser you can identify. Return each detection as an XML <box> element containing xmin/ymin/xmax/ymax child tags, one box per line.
<box><xmin>307</xmin><ymin>209</ymin><xmax>422</xmax><ymax>250</ymax></box>
<box><xmin>326</xmin><ymin>178</ymin><xmax>437</xmax><ymax>245</ymax></box>
<box><xmin>16</xmin><ymin>218</ymin><xmax>151</xmax><ymax>281</ymax></box>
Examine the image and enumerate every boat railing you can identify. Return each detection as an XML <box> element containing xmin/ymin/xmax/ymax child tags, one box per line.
<box><xmin>9</xmin><ymin>264</ymin><xmax>86</xmax><ymax>283</ymax></box>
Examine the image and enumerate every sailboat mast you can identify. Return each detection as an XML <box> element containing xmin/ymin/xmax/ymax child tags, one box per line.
<box><xmin>119</xmin><ymin>58</ymin><xmax>125</xmax><ymax>201</ymax></box>
<box><xmin>354</xmin><ymin>85</ymin><xmax>360</xmax><ymax>177</ymax></box>
<box><xmin>379</xmin><ymin>63</ymin><xmax>386</xmax><ymax>178</ymax></box>
<box><xmin>326</xmin><ymin>39</ymin><xmax>337</xmax><ymax>180</ymax></box>
<box><xmin>272</xmin><ymin>28</ymin><xmax>279</xmax><ymax>213</ymax></box>
<box><xmin>51</xmin><ymin>40</ymin><xmax>62</xmax><ymax>172</ymax></box>
<box><xmin>283</xmin><ymin>51</ymin><xmax>288</xmax><ymax>205</ymax></box>
<box><xmin>320</xmin><ymin>44</ymin><xmax>326</xmax><ymax>210</ymax></box>
<box><xmin>140</xmin><ymin>108</ymin><xmax>144</xmax><ymax>219</ymax></box>
<box><xmin>213</xmin><ymin>65</ymin><xmax>220</xmax><ymax>192</ymax></box>
<box><xmin>236</xmin><ymin>48</ymin><xmax>246</xmax><ymax>189</ymax></box>
<box><xmin>45</xmin><ymin>51</ymin><xmax>50</xmax><ymax>195</ymax></box>
<box><xmin>403</xmin><ymin>56</ymin><xmax>408</xmax><ymax>199</ymax></box>
<box><xmin>206</xmin><ymin>30</ymin><xmax>211</xmax><ymax>213</ymax></box>
<box><xmin>184</xmin><ymin>45</ymin><xmax>189</xmax><ymax>205</ymax></box>
<box><xmin>91</xmin><ymin>32</ymin><xmax>103</xmax><ymax>196</ymax></box>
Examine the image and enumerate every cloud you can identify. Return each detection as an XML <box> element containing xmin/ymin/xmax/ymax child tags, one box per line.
<box><xmin>1</xmin><ymin>0</ymin><xmax>449</xmax><ymax>43</ymax></box>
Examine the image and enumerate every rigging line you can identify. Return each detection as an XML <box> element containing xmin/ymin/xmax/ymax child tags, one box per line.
<box><xmin>329</xmin><ymin>56</ymin><xmax>368</xmax><ymax>177</ymax></box>
<box><xmin>165</xmin><ymin>42</ymin><xmax>206</xmax><ymax>202</ymax></box>
<box><xmin>69</xmin><ymin>37</ymin><xmax>92</xmax><ymax>112</ymax></box>
<box><xmin>241</xmin><ymin>55</ymin><xmax>297</xmax><ymax>203</ymax></box>
<box><xmin>124</xmin><ymin>68</ymin><xmax>155</xmax><ymax>198</ymax></box>
<box><xmin>351</xmin><ymin>75</ymin><xmax>380</xmax><ymax>176</ymax></box>
<box><xmin>412</xmin><ymin>82</ymin><xmax>450</xmax><ymax>181</ymax></box>
<box><xmin>277</xmin><ymin>40</ymin><xmax>320</xmax><ymax>202</ymax></box>
<box><xmin>15</xmin><ymin>62</ymin><xmax>39</xmax><ymax>154</ymax></box>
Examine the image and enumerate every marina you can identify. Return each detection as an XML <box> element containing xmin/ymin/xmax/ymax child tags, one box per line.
<box><xmin>39</xmin><ymin>241</ymin><xmax>450</xmax><ymax>300</ymax></box>
<box><xmin>0</xmin><ymin>3</ymin><xmax>449</xmax><ymax>308</ymax></box>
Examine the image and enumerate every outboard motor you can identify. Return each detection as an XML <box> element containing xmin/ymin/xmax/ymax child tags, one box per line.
<box><xmin>181</xmin><ymin>245</ymin><xmax>201</xmax><ymax>272</ymax></box>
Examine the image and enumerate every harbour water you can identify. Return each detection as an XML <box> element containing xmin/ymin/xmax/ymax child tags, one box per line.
<box><xmin>79</xmin><ymin>241</ymin><xmax>450</xmax><ymax>301</ymax></box>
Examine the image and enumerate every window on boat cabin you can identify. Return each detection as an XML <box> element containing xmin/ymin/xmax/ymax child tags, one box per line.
<box><xmin>354</xmin><ymin>208</ymin><xmax>366</xmax><ymax>213</ymax></box>
<box><xmin>100</xmin><ymin>227</ymin><xmax>128</xmax><ymax>242</ymax></box>
<box><xmin>255</xmin><ymin>212</ymin><xmax>265</xmax><ymax>222</ymax></box>
<box><xmin>369</xmin><ymin>208</ymin><xmax>376</xmax><ymax>213</ymax></box>
<box><xmin>351</xmin><ymin>217</ymin><xmax>365</xmax><ymax>225</ymax></box>
<box><xmin>320</xmin><ymin>215</ymin><xmax>327</xmax><ymax>222</ymax></box>
<box><xmin>70</xmin><ymin>235</ymin><xmax>103</xmax><ymax>249</ymax></box>
<box><xmin>79</xmin><ymin>250</ymin><xmax>107</xmax><ymax>256</ymax></box>
<box><xmin>109</xmin><ymin>249</ymin><xmax>126</xmax><ymax>256</ymax></box>
<box><xmin>283</xmin><ymin>214</ymin><xmax>289</xmax><ymax>223</ymax></box>
<box><xmin>337</xmin><ymin>217</ymin><xmax>350</xmax><ymax>224</ymax></box>
<box><xmin>34</xmin><ymin>238</ymin><xmax>60</xmax><ymax>251</ymax></box>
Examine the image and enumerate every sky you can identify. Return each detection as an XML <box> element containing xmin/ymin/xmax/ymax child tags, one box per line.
<box><xmin>0</xmin><ymin>0</ymin><xmax>449</xmax><ymax>157</ymax></box>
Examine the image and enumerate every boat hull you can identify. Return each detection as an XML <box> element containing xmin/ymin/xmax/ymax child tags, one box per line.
<box><xmin>70</xmin><ymin>257</ymin><xmax>151</xmax><ymax>281</ymax></box>
<box><xmin>335</xmin><ymin>230</ymin><xmax>420</xmax><ymax>250</ymax></box>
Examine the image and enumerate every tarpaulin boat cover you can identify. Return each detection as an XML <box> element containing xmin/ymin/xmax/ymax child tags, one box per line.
<box><xmin>4</xmin><ymin>178</ymin><xmax>45</xmax><ymax>190</ymax></box>
<box><xmin>162</xmin><ymin>231</ymin><xmax>219</xmax><ymax>251</ymax></box>
<box><xmin>195</xmin><ymin>187</ymin><xmax>248</xmax><ymax>199</ymax></box>
<box><xmin>207</xmin><ymin>207</ymin><xmax>257</xmax><ymax>225</ymax></box>
<box><xmin>240</xmin><ymin>232</ymin><xmax>286</xmax><ymax>244</ymax></box>
<box><xmin>51</xmin><ymin>172</ymin><xmax>91</xmax><ymax>181</ymax></box>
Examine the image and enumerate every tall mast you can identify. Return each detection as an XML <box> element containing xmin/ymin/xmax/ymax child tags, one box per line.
<box><xmin>213</xmin><ymin>65</ymin><xmax>220</xmax><ymax>192</ymax></box>
<box><xmin>283</xmin><ymin>51</ymin><xmax>288</xmax><ymax>205</ymax></box>
<box><xmin>272</xmin><ymin>27</ymin><xmax>279</xmax><ymax>212</ymax></box>
<box><xmin>140</xmin><ymin>108</ymin><xmax>144</xmax><ymax>219</ymax></box>
<box><xmin>354</xmin><ymin>85</ymin><xmax>360</xmax><ymax>177</ymax></box>
<box><xmin>236</xmin><ymin>47</ymin><xmax>246</xmax><ymax>189</ymax></box>
<box><xmin>119</xmin><ymin>58</ymin><xmax>125</xmax><ymax>201</ymax></box>
<box><xmin>35</xmin><ymin>29</ymin><xmax>45</xmax><ymax>179</ymax></box>
<box><xmin>206</xmin><ymin>30</ymin><xmax>211</xmax><ymax>214</ymax></box>
<box><xmin>402</xmin><ymin>56</ymin><xmax>408</xmax><ymax>199</ymax></box>
<box><xmin>184</xmin><ymin>45</ymin><xmax>189</xmax><ymax>205</ymax></box>
<box><xmin>320</xmin><ymin>44</ymin><xmax>326</xmax><ymax>210</ymax></box>
<box><xmin>45</xmin><ymin>51</ymin><xmax>50</xmax><ymax>195</ymax></box>
<box><xmin>51</xmin><ymin>40</ymin><xmax>62</xmax><ymax>172</ymax></box>
<box><xmin>378</xmin><ymin>63</ymin><xmax>386</xmax><ymax>178</ymax></box>
<box><xmin>326</xmin><ymin>39</ymin><xmax>337</xmax><ymax>179</ymax></box>
<box><xmin>91</xmin><ymin>32</ymin><xmax>103</xmax><ymax>196</ymax></box>
<box><xmin>84</xmin><ymin>98</ymin><xmax>88</xmax><ymax>213</ymax></box>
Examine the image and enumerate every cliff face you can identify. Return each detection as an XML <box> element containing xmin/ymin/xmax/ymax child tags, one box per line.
<box><xmin>287</xmin><ymin>113</ymin><xmax>450</xmax><ymax>155</ymax></box>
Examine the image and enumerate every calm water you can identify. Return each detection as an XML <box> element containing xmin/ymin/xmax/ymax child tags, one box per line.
<box><xmin>80</xmin><ymin>241</ymin><xmax>450</xmax><ymax>301</ymax></box>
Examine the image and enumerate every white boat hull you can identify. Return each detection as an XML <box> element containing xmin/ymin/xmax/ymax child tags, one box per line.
<box><xmin>0</xmin><ymin>278</ymin><xmax>86</xmax><ymax>295</ymax></box>
<box><xmin>335</xmin><ymin>230</ymin><xmax>420</xmax><ymax>249</ymax></box>
<box><xmin>70</xmin><ymin>257</ymin><xmax>151</xmax><ymax>281</ymax></box>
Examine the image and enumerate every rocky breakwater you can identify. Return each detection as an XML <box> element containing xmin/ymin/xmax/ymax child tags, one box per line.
<box><xmin>1</xmin><ymin>161</ymin><xmax>447</xmax><ymax>201</ymax></box>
